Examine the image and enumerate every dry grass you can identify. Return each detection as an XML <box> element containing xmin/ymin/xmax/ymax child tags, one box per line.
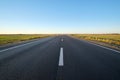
<box><xmin>0</xmin><ymin>34</ymin><xmax>52</xmax><ymax>45</ymax></box>
<box><xmin>71</xmin><ymin>34</ymin><xmax>120</xmax><ymax>50</ymax></box>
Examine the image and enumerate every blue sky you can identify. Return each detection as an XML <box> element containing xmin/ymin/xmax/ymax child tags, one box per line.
<box><xmin>0</xmin><ymin>0</ymin><xmax>120</xmax><ymax>34</ymax></box>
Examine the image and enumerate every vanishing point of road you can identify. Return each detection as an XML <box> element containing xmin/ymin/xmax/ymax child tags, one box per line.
<box><xmin>0</xmin><ymin>35</ymin><xmax>120</xmax><ymax>80</ymax></box>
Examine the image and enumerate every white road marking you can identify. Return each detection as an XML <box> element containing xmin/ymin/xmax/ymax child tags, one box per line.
<box><xmin>89</xmin><ymin>42</ymin><xmax>120</xmax><ymax>53</ymax></box>
<box><xmin>61</xmin><ymin>38</ymin><xmax>64</xmax><ymax>42</ymax></box>
<box><xmin>59</xmin><ymin>47</ymin><xmax>64</xmax><ymax>66</ymax></box>
<box><xmin>0</xmin><ymin>40</ymin><xmax>38</xmax><ymax>53</ymax></box>
<box><xmin>73</xmin><ymin>37</ymin><xmax>120</xmax><ymax>53</ymax></box>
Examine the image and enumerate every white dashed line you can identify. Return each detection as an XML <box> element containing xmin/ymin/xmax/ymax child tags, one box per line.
<box><xmin>58</xmin><ymin>47</ymin><xmax>64</xmax><ymax>66</ymax></box>
<box><xmin>61</xmin><ymin>38</ymin><xmax>64</xmax><ymax>42</ymax></box>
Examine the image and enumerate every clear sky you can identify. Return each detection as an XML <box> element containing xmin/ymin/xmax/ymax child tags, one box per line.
<box><xmin>0</xmin><ymin>0</ymin><xmax>120</xmax><ymax>34</ymax></box>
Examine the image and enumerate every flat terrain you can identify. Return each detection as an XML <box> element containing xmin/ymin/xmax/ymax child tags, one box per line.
<box><xmin>0</xmin><ymin>34</ymin><xmax>51</xmax><ymax>45</ymax></box>
<box><xmin>71</xmin><ymin>34</ymin><xmax>120</xmax><ymax>50</ymax></box>
<box><xmin>0</xmin><ymin>35</ymin><xmax>120</xmax><ymax>80</ymax></box>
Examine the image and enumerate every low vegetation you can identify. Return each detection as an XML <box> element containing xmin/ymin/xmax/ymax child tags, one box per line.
<box><xmin>0</xmin><ymin>34</ymin><xmax>52</xmax><ymax>45</ymax></box>
<box><xmin>71</xmin><ymin>34</ymin><xmax>120</xmax><ymax>50</ymax></box>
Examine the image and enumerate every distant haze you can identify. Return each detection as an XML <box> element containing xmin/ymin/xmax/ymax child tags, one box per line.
<box><xmin>0</xmin><ymin>0</ymin><xmax>120</xmax><ymax>34</ymax></box>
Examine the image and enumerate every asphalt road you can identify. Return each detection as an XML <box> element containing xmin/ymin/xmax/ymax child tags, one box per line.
<box><xmin>0</xmin><ymin>35</ymin><xmax>120</xmax><ymax>80</ymax></box>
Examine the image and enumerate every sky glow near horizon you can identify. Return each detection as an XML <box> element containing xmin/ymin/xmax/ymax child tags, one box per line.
<box><xmin>0</xmin><ymin>0</ymin><xmax>120</xmax><ymax>34</ymax></box>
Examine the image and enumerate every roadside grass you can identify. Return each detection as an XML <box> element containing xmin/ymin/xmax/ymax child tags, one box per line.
<box><xmin>71</xmin><ymin>34</ymin><xmax>120</xmax><ymax>50</ymax></box>
<box><xmin>0</xmin><ymin>34</ymin><xmax>52</xmax><ymax>45</ymax></box>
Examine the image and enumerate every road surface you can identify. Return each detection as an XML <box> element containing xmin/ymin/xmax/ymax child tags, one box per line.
<box><xmin>0</xmin><ymin>35</ymin><xmax>120</xmax><ymax>80</ymax></box>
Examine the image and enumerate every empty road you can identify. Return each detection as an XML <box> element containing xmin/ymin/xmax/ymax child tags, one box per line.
<box><xmin>0</xmin><ymin>35</ymin><xmax>120</xmax><ymax>80</ymax></box>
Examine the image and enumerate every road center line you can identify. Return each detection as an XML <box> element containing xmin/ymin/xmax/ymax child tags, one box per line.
<box><xmin>58</xmin><ymin>47</ymin><xmax>64</xmax><ymax>66</ymax></box>
<box><xmin>61</xmin><ymin>38</ymin><xmax>64</xmax><ymax>42</ymax></box>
